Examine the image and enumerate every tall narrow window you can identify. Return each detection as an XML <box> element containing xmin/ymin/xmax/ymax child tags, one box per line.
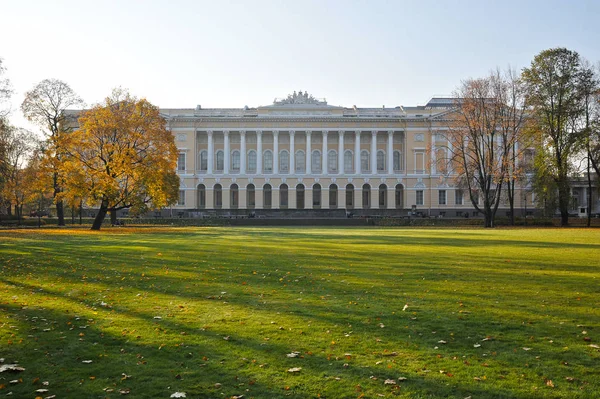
<box><xmin>416</xmin><ymin>190</ymin><xmax>424</xmax><ymax>206</ymax></box>
<box><xmin>231</xmin><ymin>150</ymin><xmax>240</xmax><ymax>172</ymax></box>
<box><xmin>439</xmin><ymin>190</ymin><xmax>446</xmax><ymax>205</ymax></box>
<box><xmin>247</xmin><ymin>184</ymin><xmax>255</xmax><ymax>209</ymax></box>
<box><xmin>216</xmin><ymin>150</ymin><xmax>224</xmax><ymax>171</ymax></box>
<box><xmin>393</xmin><ymin>150</ymin><xmax>402</xmax><ymax>171</ymax></box>
<box><xmin>263</xmin><ymin>150</ymin><xmax>273</xmax><ymax>173</ymax></box>
<box><xmin>295</xmin><ymin>150</ymin><xmax>305</xmax><ymax>173</ymax></box>
<box><xmin>361</xmin><ymin>150</ymin><xmax>369</xmax><ymax>172</ymax></box>
<box><xmin>313</xmin><ymin>184</ymin><xmax>321</xmax><ymax>208</ymax></box>
<box><xmin>379</xmin><ymin>184</ymin><xmax>387</xmax><ymax>209</ymax></box>
<box><xmin>312</xmin><ymin>150</ymin><xmax>321</xmax><ymax>173</ymax></box>
<box><xmin>377</xmin><ymin>151</ymin><xmax>385</xmax><ymax>172</ymax></box>
<box><xmin>328</xmin><ymin>150</ymin><xmax>338</xmax><ymax>173</ymax></box>
<box><xmin>178</xmin><ymin>190</ymin><xmax>185</xmax><ymax>205</ymax></box>
<box><xmin>177</xmin><ymin>153</ymin><xmax>186</xmax><ymax>171</ymax></box>
<box><xmin>247</xmin><ymin>150</ymin><xmax>257</xmax><ymax>173</ymax></box>
<box><xmin>230</xmin><ymin>184</ymin><xmax>239</xmax><ymax>209</ymax></box>
<box><xmin>395</xmin><ymin>184</ymin><xmax>404</xmax><ymax>209</ymax></box>
<box><xmin>296</xmin><ymin>184</ymin><xmax>305</xmax><ymax>209</ymax></box>
<box><xmin>329</xmin><ymin>184</ymin><xmax>338</xmax><ymax>209</ymax></box>
<box><xmin>454</xmin><ymin>190</ymin><xmax>464</xmax><ymax>205</ymax></box>
<box><xmin>214</xmin><ymin>184</ymin><xmax>222</xmax><ymax>209</ymax></box>
<box><xmin>280</xmin><ymin>184</ymin><xmax>288</xmax><ymax>208</ymax></box>
<box><xmin>362</xmin><ymin>184</ymin><xmax>370</xmax><ymax>209</ymax></box>
<box><xmin>199</xmin><ymin>151</ymin><xmax>208</xmax><ymax>171</ymax></box>
<box><xmin>263</xmin><ymin>184</ymin><xmax>272</xmax><ymax>209</ymax></box>
<box><xmin>197</xmin><ymin>184</ymin><xmax>206</xmax><ymax>209</ymax></box>
<box><xmin>346</xmin><ymin>184</ymin><xmax>354</xmax><ymax>209</ymax></box>
<box><xmin>279</xmin><ymin>150</ymin><xmax>289</xmax><ymax>173</ymax></box>
<box><xmin>344</xmin><ymin>150</ymin><xmax>353</xmax><ymax>173</ymax></box>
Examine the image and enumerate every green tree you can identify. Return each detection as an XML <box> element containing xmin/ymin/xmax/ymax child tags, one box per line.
<box><xmin>522</xmin><ymin>48</ymin><xmax>586</xmax><ymax>226</ymax></box>
<box><xmin>63</xmin><ymin>89</ymin><xmax>179</xmax><ymax>230</ymax></box>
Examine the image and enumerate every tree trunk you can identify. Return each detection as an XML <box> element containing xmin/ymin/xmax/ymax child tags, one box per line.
<box><xmin>79</xmin><ymin>200</ymin><xmax>83</xmax><ymax>225</ymax></box>
<box><xmin>110</xmin><ymin>209</ymin><xmax>118</xmax><ymax>225</ymax></box>
<box><xmin>557</xmin><ymin>182</ymin><xmax>570</xmax><ymax>227</ymax></box>
<box><xmin>91</xmin><ymin>199</ymin><xmax>109</xmax><ymax>230</ymax></box>
<box><xmin>56</xmin><ymin>199</ymin><xmax>65</xmax><ymax>226</ymax></box>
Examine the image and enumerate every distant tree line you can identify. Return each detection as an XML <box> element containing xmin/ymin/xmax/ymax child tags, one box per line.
<box><xmin>0</xmin><ymin>48</ymin><xmax>599</xmax><ymax>229</ymax></box>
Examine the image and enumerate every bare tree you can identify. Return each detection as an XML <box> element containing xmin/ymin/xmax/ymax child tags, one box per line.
<box><xmin>445</xmin><ymin>74</ymin><xmax>513</xmax><ymax>227</ymax></box>
<box><xmin>21</xmin><ymin>79</ymin><xmax>83</xmax><ymax>226</ymax></box>
<box><xmin>0</xmin><ymin>58</ymin><xmax>12</xmax><ymax>118</ymax></box>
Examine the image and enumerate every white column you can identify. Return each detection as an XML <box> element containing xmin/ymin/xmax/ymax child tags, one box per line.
<box><xmin>431</xmin><ymin>133</ymin><xmax>437</xmax><ymax>175</ymax></box>
<box><xmin>290</xmin><ymin>130</ymin><xmax>295</xmax><ymax>174</ymax></box>
<box><xmin>207</xmin><ymin>130</ymin><xmax>214</xmax><ymax>174</ymax></box>
<box><xmin>273</xmin><ymin>131</ymin><xmax>279</xmax><ymax>175</ymax></box>
<box><xmin>387</xmin><ymin>130</ymin><xmax>394</xmax><ymax>174</ymax></box>
<box><xmin>223</xmin><ymin>131</ymin><xmax>230</xmax><ymax>174</ymax></box>
<box><xmin>257</xmin><ymin>130</ymin><xmax>263</xmax><ymax>175</ymax></box>
<box><xmin>338</xmin><ymin>131</ymin><xmax>344</xmax><ymax>174</ymax></box>
<box><xmin>306</xmin><ymin>131</ymin><xmax>312</xmax><ymax>175</ymax></box>
<box><xmin>371</xmin><ymin>130</ymin><xmax>377</xmax><ymax>175</ymax></box>
<box><xmin>240</xmin><ymin>130</ymin><xmax>246</xmax><ymax>175</ymax></box>
<box><xmin>354</xmin><ymin>130</ymin><xmax>361</xmax><ymax>174</ymax></box>
<box><xmin>322</xmin><ymin>131</ymin><xmax>328</xmax><ymax>175</ymax></box>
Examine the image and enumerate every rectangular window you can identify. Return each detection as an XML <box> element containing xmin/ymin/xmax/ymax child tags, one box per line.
<box><xmin>177</xmin><ymin>153</ymin><xmax>186</xmax><ymax>171</ymax></box>
<box><xmin>416</xmin><ymin>190</ymin><xmax>424</xmax><ymax>206</ymax></box>
<box><xmin>178</xmin><ymin>190</ymin><xmax>185</xmax><ymax>206</ymax></box>
<box><xmin>438</xmin><ymin>190</ymin><xmax>446</xmax><ymax>205</ymax></box>
<box><xmin>455</xmin><ymin>189</ymin><xmax>463</xmax><ymax>205</ymax></box>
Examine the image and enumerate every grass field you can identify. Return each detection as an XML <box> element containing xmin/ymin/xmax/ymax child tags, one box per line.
<box><xmin>0</xmin><ymin>227</ymin><xmax>599</xmax><ymax>398</ymax></box>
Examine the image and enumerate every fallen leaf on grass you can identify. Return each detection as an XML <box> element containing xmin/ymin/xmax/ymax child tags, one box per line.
<box><xmin>81</xmin><ymin>360</ymin><xmax>93</xmax><ymax>364</ymax></box>
<box><xmin>589</xmin><ymin>344</ymin><xmax>599</xmax><ymax>349</ymax></box>
<box><xmin>119</xmin><ymin>388</ymin><xmax>130</xmax><ymax>395</ymax></box>
<box><xmin>545</xmin><ymin>379</ymin><xmax>554</xmax><ymax>388</ymax></box>
<box><xmin>384</xmin><ymin>379</ymin><xmax>396</xmax><ymax>385</ymax></box>
<box><xmin>0</xmin><ymin>365</ymin><xmax>25</xmax><ymax>373</ymax></box>
<box><xmin>287</xmin><ymin>367</ymin><xmax>302</xmax><ymax>373</ymax></box>
<box><xmin>438</xmin><ymin>340</ymin><xmax>447</xmax><ymax>344</ymax></box>
<box><xmin>522</xmin><ymin>347</ymin><xmax>532</xmax><ymax>351</ymax></box>
<box><xmin>170</xmin><ymin>393</ymin><xmax>186</xmax><ymax>398</ymax></box>
<box><xmin>473</xmin><ymin>344</ymin><xmax>481</xmax><ymax>348</ymax></box>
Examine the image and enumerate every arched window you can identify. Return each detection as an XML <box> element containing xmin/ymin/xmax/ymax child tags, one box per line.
<box><xmin>280</xmin><ymin>184</ymin><xmax>288</xmax><ymax>208</ymax></box>
<box><xmin>313</xmin><ymin>183</ymin><xmax>321</xmax><ymax>208</ymax></box>
<box><xmin>395</xmin><ymin>184</ymin><xmax>404</xmax><ymax>209</ymax></box>
<box><xmin>393</xmin><ymin>150</ymin><xmax>402</xmax><ymax>171</ymax></box>
<box><xmin>279</xmin><ymin>150</ymin><xmax>289</xmax><ymax>173</ymax></box>
<box><xmin>216</xmin><ymin>150</ymin><xmax>224</xmax><ymax>171</ymax></box>
<box><xmin>346</xmin><ymin>184</ymin><xmax>354</xmax><ymax>209</ymax></box>
<box><xmin>247</xmin><ymin>184</ymin><xmax>255</xmax><ymax>209</ymax></box>
<box><xmin>344</xmin><ymin>150</ymin><xmax>353</xmax><ymax>173</ymax></box>
<box><xmin>328</xmin><ymin>150</ymin><xmax>338</xmax><ymax>173</ymax></box>
<box><xmin>362</xmin><ymin>183</ymin><xmax>371</xmax><ymax>209</ymax></box>
<box><xmin>379</xmin><ymin>184</ymin><xmax>387</xmax><ymax>209</ymax></box>
<box><xmin>199</xmin><ymin>151</ymin><xmax>208</xmax><ymax>171</ymax></box>
<box><xmin>377</xmin><ymin>150</ymin><xmax>385</xmax><ymax>172</ymax></box>
<box><xmin>312</xmin><ymin>150</ymin><xmax>321</xmax><ymax>173</ymax></box>
<box><xmin>231</xmin><ymin>150</ymin><xmax>240</xmax><ymax>172</ymax></box>
<box><xmin>197</xmin><ymin>184</ymin><xmax>206</xmax><ymax>209</ymax></box>
<box><xmin>296</xmin><ymin>184</ymin><xmax>305</xmax><ymax>209</ymax></box>
<box><xmin>263</xmin><ymin>184</ymin><xmax>272</xmax><ymax>209</ymax></box>
<box><xmin>295</xmin><ymin>150</ymin><xmax>305</xmax><ymax>173</ymax></box>
<box><xmin>214</xmin><ymin>184</ymin><xmax>222</xmax><ymax>209</ymax></box>
<box><xmin>247</xmin><ymin>150</ymin><xmax>257</xmax><ymax>173</ymax></box>
<box><xmin>263</xmin><ymin>150</ymin><xmax>273</xmax><ymax>173</ymax></box>
<box><xmin>361</xmin><ymin>150</ymin><xmax>370</xmax><ymax>172</ymax></box>
<box><xmin>230</xmin><ymin>183</ymin><xmax>239</xmax><ymax>209</ymax></box>
<box><xmin>329</xmin><ymin>184</ymin><xmax>338</xmax><ymax>209</ymax></box>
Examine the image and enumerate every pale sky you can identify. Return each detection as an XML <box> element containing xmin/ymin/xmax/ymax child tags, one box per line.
<box><xmin>1</xmin><ymin>0</ymin><xmax>599</xmax><ymax>133</ymax></box>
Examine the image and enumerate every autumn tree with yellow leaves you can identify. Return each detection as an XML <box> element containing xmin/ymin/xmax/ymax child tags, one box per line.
<box><xmin>63</xmin><ymin>89</ymin><xmax>179</xmax><ymax>230</ymax></box>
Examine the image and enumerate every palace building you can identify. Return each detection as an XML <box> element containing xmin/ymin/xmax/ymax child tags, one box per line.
<box><xmin>164</xmin><ymin>91</ymin><xmax>536</xmax><ymax>218</ymax></box>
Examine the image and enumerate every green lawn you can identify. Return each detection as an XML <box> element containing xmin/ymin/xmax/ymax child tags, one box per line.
<box><xmin>1</xmin><ymin>227</ymin><xmax>599</xmax><ymax>398</ymax></box>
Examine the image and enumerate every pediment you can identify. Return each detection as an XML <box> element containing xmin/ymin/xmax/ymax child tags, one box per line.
<box><xmin>258</xmin><ymin>91</ymin><xmax>344</xmax><ymax>116</ymax></box>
